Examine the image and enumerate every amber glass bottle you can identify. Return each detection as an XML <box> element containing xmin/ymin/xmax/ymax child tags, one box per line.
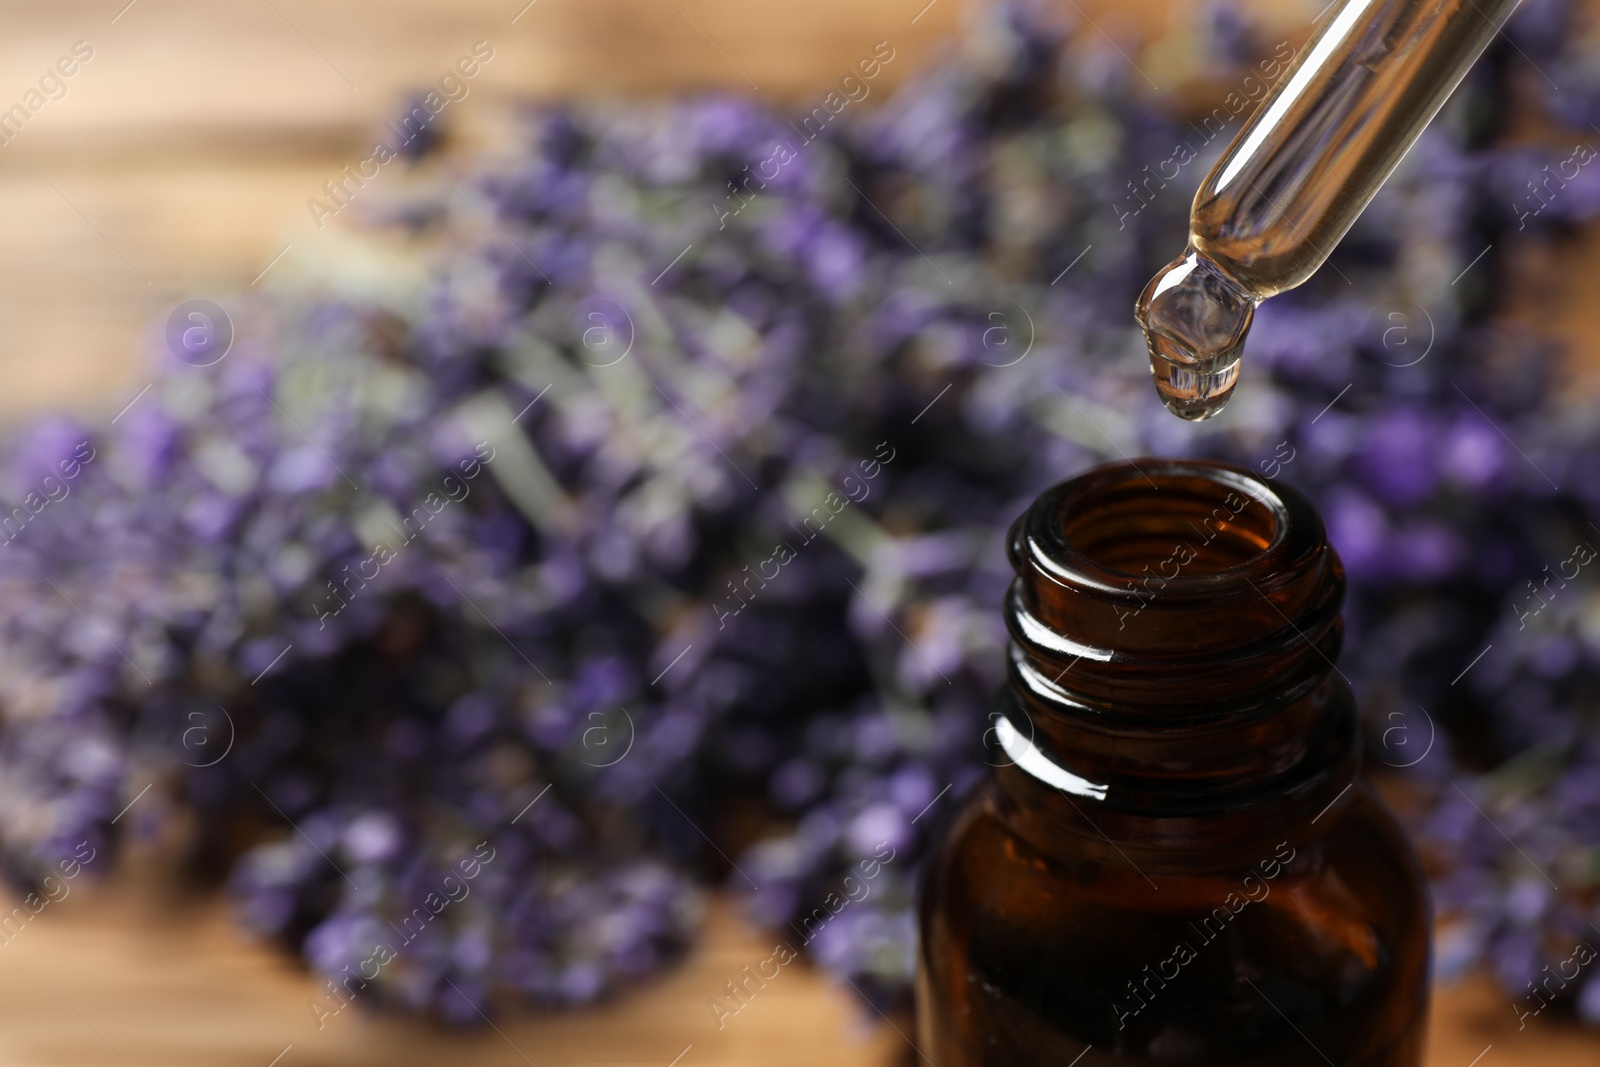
<box><xmin>916</xmin><ymin>460</ymin><xmax>1430</xmax><ymax>1064</ymax></box>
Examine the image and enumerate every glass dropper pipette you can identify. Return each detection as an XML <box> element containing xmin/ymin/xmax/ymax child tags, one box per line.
<box><xmin>1136</xmin><ymin>0</ymin><xmax>1523</xmax><ymax>420</ymax></box>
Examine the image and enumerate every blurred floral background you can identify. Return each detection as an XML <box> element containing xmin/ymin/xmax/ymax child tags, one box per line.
<box><xmin>4</xmin><ymin>0</ymin><xmax>1600</xmax><ymax>1062</ymax></box>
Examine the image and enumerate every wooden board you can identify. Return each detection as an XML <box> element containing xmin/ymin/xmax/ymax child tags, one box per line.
<box><xmin>0</xmin><ymin>851</ymin><xmax>899</xmax><ymax>1067</ymax></box>
<box><xmin>0</xmin><ymin>850</ymin><xmax>1592</xmax><ymax>1067</ymax></box>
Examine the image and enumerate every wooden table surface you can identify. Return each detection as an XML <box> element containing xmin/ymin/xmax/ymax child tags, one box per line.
<box><xmin>0</xmin><ymin>0</ymin><xmax>1596</xmax><ymax>1062</ymax></box>
<box><xmin>0</xmin><ymin>848</ymin><xmax>1593</xmax><ymax>1067</ymax></box>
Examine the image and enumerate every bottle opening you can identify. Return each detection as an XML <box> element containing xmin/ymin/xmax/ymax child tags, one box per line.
<box><xmin>1058</xmin><ymin>465</ymin><xmax>1284</xmax><ymax>579</ymax></box>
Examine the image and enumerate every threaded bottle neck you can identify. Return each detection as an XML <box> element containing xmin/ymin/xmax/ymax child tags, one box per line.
<box><xmin>995</xmin><ymin>460</ymin><xmax>1356</xmax><ymax>847</ymax></box>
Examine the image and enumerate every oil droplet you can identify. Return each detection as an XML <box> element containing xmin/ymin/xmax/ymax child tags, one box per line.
<box><xmin>1148</xmin><ymin>355</ymin><xmax>1241</xmax><ymax>421</ymax></box>
<box><xmin>1135</xmin><ymin>249</ymin><xmax>1257</xmax><ymax>421</ymax></box>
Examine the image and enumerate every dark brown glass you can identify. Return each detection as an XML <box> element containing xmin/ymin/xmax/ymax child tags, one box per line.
<box><xmin>916</xmin><ymin>460</ymin><xmax>1430</xmax><ymax>1064</ymax></box>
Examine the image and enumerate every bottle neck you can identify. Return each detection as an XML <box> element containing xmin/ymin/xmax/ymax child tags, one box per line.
<box><xmin>992</xmin><ymin>460</ymin><xmax>1358</xmax><ymax>858</ymax></box>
